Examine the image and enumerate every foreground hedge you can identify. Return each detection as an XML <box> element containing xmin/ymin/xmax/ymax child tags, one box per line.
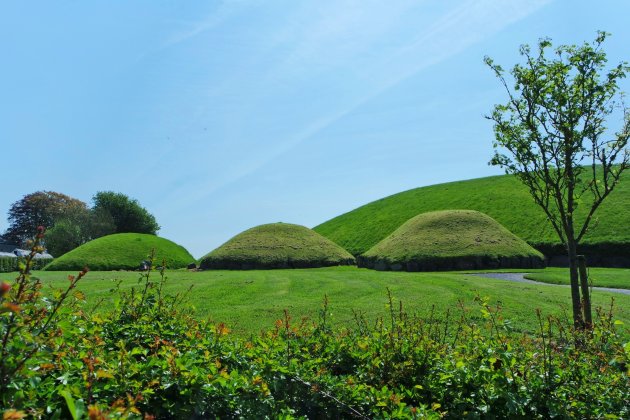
<box><xmin>1</xmin><ymin>251</ymin><xmax>628</xmax><ymax>418</ymax></box>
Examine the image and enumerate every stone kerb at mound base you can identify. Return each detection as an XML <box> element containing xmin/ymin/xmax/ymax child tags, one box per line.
<box><xmin>358</xmin><ymin>254</ymin><xmax>545</xmax><ymax>272</ymax></box>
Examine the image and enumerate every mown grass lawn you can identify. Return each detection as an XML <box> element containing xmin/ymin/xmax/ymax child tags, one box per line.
<box><xmin>15</xmin><ymin>266</ymin><xmax>629</xmax><ymax>337</ymax></box>
<box><xmin>525</xmin><ymin>267</ymin><xmax>630</xmax><ymax>289</ymax></box>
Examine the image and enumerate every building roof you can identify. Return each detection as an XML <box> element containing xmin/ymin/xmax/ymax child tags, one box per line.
<box><xmin>0</xmin><ymin>240</ymin><xmax>18</xmax><ymax>253</ymax></box>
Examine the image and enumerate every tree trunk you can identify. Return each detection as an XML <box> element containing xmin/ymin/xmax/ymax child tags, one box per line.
<box><xmin>566</xmin><ymin>238</ymin><xmax>584</xmax><ymax>328</ymax></box>
<box><xmin>577</xmin><ymin>255</ymin><xmax>592</xmax><ymax>328</ymax></box>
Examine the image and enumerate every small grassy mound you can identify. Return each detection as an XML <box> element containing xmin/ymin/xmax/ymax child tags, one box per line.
<box><xmin>314</xmin><ymin>172</ymin><xmax>630</xmax><ymax>262</ymax></box>
<box><xmin>43</xmin><ymin>233</ymin><xmax>194</xmax><ymax>271</ymax></box>
<box><xmin>358</xmin><ymin>210</ymin><xmax>545</xmax><ymax>271</ymax></box>
<box><xmin>199</xmin><ymin>223</ymin><xmax>355</xmax><ymax>270</ymax></box>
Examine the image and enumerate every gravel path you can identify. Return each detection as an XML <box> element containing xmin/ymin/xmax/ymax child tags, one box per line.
<box><xmin>469</xmin><ymin>272</ymin><xmax>630</xmax><ymax>296</ymax></box>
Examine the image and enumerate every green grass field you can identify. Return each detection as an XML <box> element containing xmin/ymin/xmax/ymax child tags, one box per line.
<box><xmin>526</xmin><ymin>267</ymin><xmax>630</xmax><ymax>289</ymax></box>
<box><xmin>314</xmin><ymin>172</ymin><xmax>630</xmax><ymax>256</ymax></box>
<box><xmin>12</xmin><ymin>266</ymin><xmax>629</xmax><ymax>337</ymax></box>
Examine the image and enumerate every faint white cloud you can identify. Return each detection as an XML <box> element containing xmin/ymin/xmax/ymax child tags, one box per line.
<box><xmin>217</xmin><ymin>0</ymin><xmax>554</xmax><ymax>181</ymax></box>
<box><xmin>154</xmin><ymin>0</ymin><xmax>553</xmax><ymax>215</ymax></box>
<box><xmin>137</xmin><ymin>0</ymin><xmax>248</xmax><ymax>61</ymax></box>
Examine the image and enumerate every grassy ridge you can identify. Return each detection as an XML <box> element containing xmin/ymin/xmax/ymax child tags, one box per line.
<box><xmin>43</xmin><ymin>233</ymin><xmax>194</xmax><ymax>271</ymax></box>
<box><xmin>199</xmin><ymin>223</ymin><xmax>355</xmax><ymax>269</ymax></box>
<box><xmin>314</xmin><ymin>172</ymin><xmax>630</xmax><ymax>256</ymax></box>
<box><xmin>359</xmin><ymin>210</ymin><xmax>544</xmax><ymax>271</ymax></box>
<box><xmin>19</xmin><ymin>266</ymin><xmax>630</xmax><ymax>337</ymax></box>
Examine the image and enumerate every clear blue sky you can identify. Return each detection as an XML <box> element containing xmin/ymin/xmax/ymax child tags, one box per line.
<box><xmin>1</xmin><ymin>1</ymin><xmax>629</xmax><ymax>258</ymax></box>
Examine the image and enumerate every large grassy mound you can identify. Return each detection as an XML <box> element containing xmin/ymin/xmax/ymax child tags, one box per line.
<box><xmin>44</xmin><ymin>233</ymin><xmax>194</xmax><ymax>271</ymax></box>
<box><xmin>314</xmin><ymin>172</ymin><xmax>630</xmax><ymax>264</ymax></box>
<box><xmin>358</xmin><ymin>210</ymin><xmax>545</xmax><ymax>271</ymax></box>
<box><xmin>199</xmin><ymin>223</ymin><xmax>355</xmax><ymax>270</ymax></box>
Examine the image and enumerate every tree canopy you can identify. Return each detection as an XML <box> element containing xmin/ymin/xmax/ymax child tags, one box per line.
<box><xmin>485</xmin><ymin>31</ymin><xmax>630</xmax><ymax>327</ymax></box>
<box><xmin>92</xmin><ymin>191</ymin><xmax>160</xmax><ymax>235</ymax></box>
<box><xmin>3</xmin><ymin>191</ymin><xmax>88</xmax><ymax>246</ymax></box>
<box><xmin>44</xmin><ymin>207</ymin><xmax>116</xmax><ymax>257</ymax></box>
<box><xmin>2</xmin><ymin>191</ymin><xmax>159</xmax><ymax>256</ymax></box>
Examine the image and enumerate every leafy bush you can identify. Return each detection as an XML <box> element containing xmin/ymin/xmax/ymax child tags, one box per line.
<box><xmin>0</xmin><ymin>255</ymin><xmax>51</xmax><ymax>273</ymax></box>
<box><xmin>2</xmin><ymin>239</ymin><xmax>628</xmax><ymax>418</ymax></box>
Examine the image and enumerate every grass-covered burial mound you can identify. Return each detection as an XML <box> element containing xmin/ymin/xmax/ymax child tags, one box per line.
<box><xmin>358</xmin><ymin>210</ymin><xmax>545</xmax><ymax>271</ymax></box>
<box><xmin>43</xmin><ymin>233</ymin><xmax>195</xmax><ymax>271</ymax></box>
<box><xmin>314</xmin><ymin>172</ymin><xmax>630</xmax><ymax>266</ymax></box>
<box><xmin>199</xmin><ymin>223</ymin><xmax>355</xmax><ymax>270</ymax></box>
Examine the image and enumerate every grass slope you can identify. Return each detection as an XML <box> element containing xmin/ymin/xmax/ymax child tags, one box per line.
<box><xmin>314</xmin><ymin>172</ymin><xmax>630</xmax><ymax>257</ymax></box>
<box><xmin>199</xmin><ymin>223</ymin><xmax>355</xmax><ymax>269</ymax></box>
<box><xmin>525</xmin><ymin>267</ymin><xmax>630</xmax><ymax>289</ymax></box>
<box><xmin>359</xmin><ymin>210</ymin><xmax>544</xmax><ymax>271</ymax></box>
<box><xmin>44</xmin><ymin>233</ymin><xmax>194</xmax><ymax>271</ymax></box>
<box><xmin>17</xmin><ymin>267</ymin><xmax>630</xmax><ymax>337</ymax></box>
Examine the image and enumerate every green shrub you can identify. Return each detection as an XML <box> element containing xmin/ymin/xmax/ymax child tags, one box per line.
<box><xmin>0</xmin><ymin>257</ymin><xmax>15</xmax><ymax>273</ymax></box>
<box><xmin>0</xmin><ymin>255</ymin><xmax>52</xmax><ymax>273</ymax></box>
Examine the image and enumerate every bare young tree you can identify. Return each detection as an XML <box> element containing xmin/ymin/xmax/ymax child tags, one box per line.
<box><xmin>485</xmin><ymin>32</ymin><xmax>630</xmax><ymax>327</ymax></box>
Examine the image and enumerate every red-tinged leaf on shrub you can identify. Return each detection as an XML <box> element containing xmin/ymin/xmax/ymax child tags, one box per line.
<box><xmin>87</xmin><ymin>405</ymin><xmax>107</xmax><ymax>420</ymax></box>
<box><xmin>74</xmin><ymin>290</ymin><xmax>86</xmax><ymax>301</ymax></box>
<box><xmin>0</xmin><ymin>302</ymin><xmax>21</xmax><ymax>313</ymax></box>
<box><xmin>3</xmin><ymin>410</ymin><xmax>26</xmax><ymax>419</ymax></box>
<box><xmin>0</xmin><ymin>282</ymin><xmax>10</xmax><ymax>297</ymax></box>
<box><xmin>214</xmin><ymin>322</ymin><xmax>230</xmax><ymax>336</ymax></box>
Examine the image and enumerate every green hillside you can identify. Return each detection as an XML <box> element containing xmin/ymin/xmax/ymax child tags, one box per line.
<box><xmin>199</xmin><ymin>223</ymin><xmax>355</xmax><ymax>269</ymax></box>
<box><xmin>314</xmin><ymin>172</ymin><xmax>630</xmax><ymax>259</ymax></box>
<box><xmin>44</xmin><ymin>233</ymin><xmax>194</xmax><ymax>271</ymax></box>
<box><xmin>358</xmin><ymin>210</ymin><xmax>544</xmax><ymax>271</ymax></box>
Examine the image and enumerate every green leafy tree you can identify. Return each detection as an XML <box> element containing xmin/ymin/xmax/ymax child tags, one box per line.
<box><xmin>92</xmin><ymin>191</ymin><xmax>160</xmax><ymax>235</ymax></box>
<box><xmin>43</xmin><ymin>204</ymin><xmax>91</xmax><ymax>257</ymax></box>
<box><xmin>3</xmin><ymin>191</ymin><xmax>88</xmax><ymax>247</ymax></box>
<box><xmin>485</xmin><ymin>32</ymin><xmax>630</xmax><ymax>327</ymax></box>
<box><xmin>45</xmin><ymin>208</ymin><xmax>116</xmax><ymax>257</ymax></box>
<box><xmin>45</xmin><ymin>220</ymin><xmax>84</xmax><ymax>257</ymax></box>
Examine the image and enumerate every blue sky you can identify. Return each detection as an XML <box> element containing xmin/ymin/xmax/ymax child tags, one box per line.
<box><xmin>1</xmin><ymin>1</ymin><xmax>629</xmax><ymax>258</ymax></box>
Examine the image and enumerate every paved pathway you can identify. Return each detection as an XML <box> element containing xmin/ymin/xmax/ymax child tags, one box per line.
<box><xmin>469</xmin><ymin>272</ymin><xmax>630</xmax><ymax>296</ymax></box>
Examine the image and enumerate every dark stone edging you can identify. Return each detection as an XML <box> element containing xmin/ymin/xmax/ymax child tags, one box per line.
<box><xmin>357</xmin><ymin>255</ymin><xmax>545</xmax><ymax>272</ymax></box>
<box><xmin>199</xmin><ymin>258</ymin><xmax>356</xmax><ymax>270</ymax></box>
